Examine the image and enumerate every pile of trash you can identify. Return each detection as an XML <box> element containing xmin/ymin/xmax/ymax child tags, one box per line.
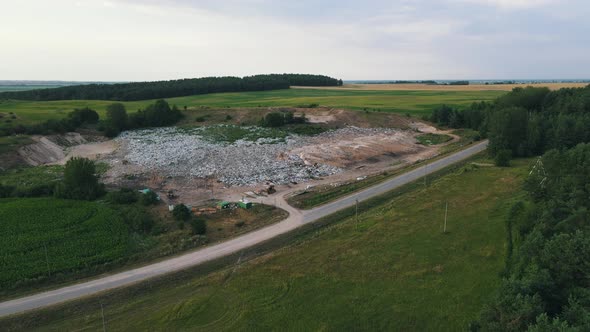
<box><xmin>116</xmin><ymin>127</ymin><xmax>341</xmax><ymax>186</ymax></box>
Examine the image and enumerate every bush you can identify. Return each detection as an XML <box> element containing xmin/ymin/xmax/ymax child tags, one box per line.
<box><xmin>0</xmin><ymin>184</ymin><xmax>15</xmax><ymax>198</ymax></box>
<box><xmin>120</xmin><ymin>206</ymin><xmax>154</xmax><ymax>233</ymax></box>
<box><xmin>106</xmin><ymin>188</ymin><xmax>139</xmax><ymax>204</ymax></box>
<box><xmin>235</xmin><ymin>221</ymin><xmax>245</xmax><ymax>228</ymax></box>
<box><xmin>494</xmin><ymin>149</ymin><xmax>512</xmax><ymax>167</ymax></box>
<box><xmin>190</xmin><ymin>218</ymin><xmax>207</xmax><ymax>235</ymax></box>
<box><xmin>68</xmin><ymin>107</ymin><xmax>99</xmax><ymax>126</ymax></box>
<box><xmin>140</xmin><ymin>190</ymin><xmax>159</xmax><ymax>206</ymax></box>
<box><xmin>262</xmin><ymin>112</ymin><xmax>285</xmax><ymax>127</ymax></box>
<box><xmin>172</xmin><ymin>204</ymin><xmax>191</xmax><ymax>221</ymax></box>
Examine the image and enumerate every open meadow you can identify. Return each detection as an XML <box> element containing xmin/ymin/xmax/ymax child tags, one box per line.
<box><xmin>0</xmin><ymin>88</ymin><xmax>503</xmax><ymax>128</ymax></box>
<box><xmin>1</xmin><ymin>156</ymin><xmax>531</xmax><ymax>331</ymax></box>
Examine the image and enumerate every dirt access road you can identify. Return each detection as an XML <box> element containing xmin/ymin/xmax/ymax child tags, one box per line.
<box><xmin>0</xmin><ymin>140</ymin><xmax>488</xmax><ymax>318</ymax></box>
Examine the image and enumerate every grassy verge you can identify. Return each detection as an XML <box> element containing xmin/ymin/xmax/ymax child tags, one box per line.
<box><xmin>0</xmin><ymin>155</ymin><xmax>530</xmax><ymax>331</ymax></box>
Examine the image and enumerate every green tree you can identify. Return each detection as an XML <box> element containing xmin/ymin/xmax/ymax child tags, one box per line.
<box><xmin>172</xmin><ymin>204</ymin><xmax>191</xmax><ymax>221</ymax></box>
<box><xmin>190</xmin><ymin>218</ymin><xmax>207</xmax><ymax>235</ymax></box>
<box><xmin>495</xmin><ymin>149</ymin><xmax>512</xmax><ymax>167</ymax></box>
<box><xmin>105</xmin><ymin>103</ymin><xmax>128</xmax><ymax>135</ymax></box>
<box><xmin>55</xmin><ymin>157</ymin><xmax>104</xmax><ymax>200</ymax></box>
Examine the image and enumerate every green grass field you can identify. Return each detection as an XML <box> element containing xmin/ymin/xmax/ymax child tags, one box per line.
<box><xmin>0</xmin><ymin>198</ymin><xmax>129</xmax><ymax>293</ymax></box>
<box><xmin>4</xmin><ymin>157</ymin><xmax>531</xmax><ymax>331</ymax></box>
<box><xmin>0</xmin><ymin>89</ymin><xmax>503</xmax><ymax>128</ymax></box>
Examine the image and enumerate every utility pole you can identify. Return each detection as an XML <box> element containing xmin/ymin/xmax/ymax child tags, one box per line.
<box><xmin>44</xmin><ymin>243</ymin><xmax>50</xmax><ymax>277</ymax></box>
<box><xmin>355</xmin><ymin>198</ymin><xmax>359</xmax><ymax>224</ymax></box>
<box><xmin>101</xmin><ymin>302</ymin><xmax>107</xmax><ymax>332</ymax></box>
<box><xmin>443</xmin><ymin>201</ymin><xmax>448</xmax><ymax>233</ymax></box>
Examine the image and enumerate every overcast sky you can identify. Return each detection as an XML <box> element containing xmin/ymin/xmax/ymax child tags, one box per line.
<box><xmin>1</xmin><ymin>0</ymin><xmax>589</xmax><ymax>81</ymax></box>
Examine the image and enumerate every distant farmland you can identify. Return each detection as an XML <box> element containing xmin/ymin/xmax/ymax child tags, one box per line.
<box><xmin>293</xmin><ymin>82</ymin><xmax>590</xmax><ymax>91</ymax></box>
<box><xmin>0</xmin><ymin>88</ymin><xmax>504</xmax><ymax>128</ymax></box>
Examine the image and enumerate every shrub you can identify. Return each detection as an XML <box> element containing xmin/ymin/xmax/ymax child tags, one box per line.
<box><xmin>106</xmin><ymin>188</ymin><xmax>139</xmax><ymax>204</ymax></box>
<box><xmin>140</xmin><ymin>190</ymin><xmax>159</xmax><ymax>206</ymax></box>
<box><xmin>495</xmin><ymin>149</ymin><xmax>512</xmax><ymax>167</ymax></box>
<box><xmin>120</xmin><ymin>206</ymin><xmax>154</xmax><ymax>233</ymax></box>
<box><xmin>172</xmin><ymin>204</ymin><xmax>191</xmax><ymax>221</ymax></box>
<box><xmin>0</xmin><ymin>184</ymin><xmax>15</xmax><ymax>198</ymax></box>
<box><xmin>261</xmin><ymin>112</ymin><xmax>285</xmax><ymax>127</ymax></box>
<box><xmin>235</xmin><ymin>221</ymin><xmax>245</xmax><ymax>228</ymax></box>
<box><xmin>191</xmin><ymin>218</ymin><xmax>207</xmax><ymax>235</ymax></box>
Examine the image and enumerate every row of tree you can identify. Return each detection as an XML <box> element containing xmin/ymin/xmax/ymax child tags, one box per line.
<box><xmin>474</xmin><ymin>143</ymin><xmax>590</xmax><ymax>331</ymax></box>
<box><xmin>430</xmin><ymin>85</ymin><xmax>590</xmax><ymax>329</ymax></box>
<box><xmin>0</xmin><ymin>74</ymin><xmax>342</xmax><ymax>101</ymax></box>
<box><xmin>430</xmin><ymin>85</ymin><xmax>590</xmax><ymax>160</ymax></box>
<box><xmin>103</xmin><ymin>100</ymin><xmax>183</xmax><ymax>137</ymax></box>
<box><xmin>0</xmin><ymin>99</ymin><xmax>183</xmax><ymax>137</ymax></box>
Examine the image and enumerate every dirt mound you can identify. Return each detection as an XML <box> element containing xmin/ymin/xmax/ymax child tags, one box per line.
<box><xmin>17</xmin><ymin>133</ymin><xmax>114</xmax><ymax>166</ymax></box>
<box><xmin>289</xmin><ymin>127</ymin><xmax>422</xmax><ymax>168</ymax></box>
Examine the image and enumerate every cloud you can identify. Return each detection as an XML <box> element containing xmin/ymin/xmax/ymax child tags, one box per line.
<box><xmin>1</xmin><ymin>0</ymin><xmax>589</xmax><ymax>80</ymax></box>
<box><xmin>454</xmin><ymin>0</ymin><xmax>556</xmax><ymax>10</ymax></box>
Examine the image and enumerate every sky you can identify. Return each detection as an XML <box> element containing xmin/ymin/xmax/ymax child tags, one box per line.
<box><xmin>1</xmin><ymin>0</ymin><xmax>589</xmax><ymax>81</ymax></box>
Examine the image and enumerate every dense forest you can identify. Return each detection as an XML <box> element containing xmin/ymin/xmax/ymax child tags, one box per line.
<box><xmin>429</xmin><ymin>85</ymin><xmax>590</xmax><ymax>330</ymax></box>
<box><xmin>0</xmin><ymin>74</ymin><xmax>342</xmax><ymax>101</ymax></box>
<box><xmin>430</xmin><ymin>85</ymin><xmax>590</xmax><ymax>160</ymax></box>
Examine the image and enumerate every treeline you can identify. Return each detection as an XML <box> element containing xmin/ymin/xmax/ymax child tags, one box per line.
<box><xmin>473</xmin><ymin>143</ymin><xmax>590</xmax><ymax>331</ymax></box>
<box><xmin>0</xmin><ymin>99</ymin><xmax>182</xmax><ymax>137</ymax></box>
<box><xmin>103</xmin><ymin>99</ymin><xmax>182</xmax><ymax>137</ymax></box>
<box><xmin>430</xmin><ymin>85</ymin><xmax>590</xmax><ymax>162</ymax></box>
<box><xmin>0</xmin><ymin>74</ymin><xmax>342</xmax><ymax>101</ymax></box>
<box><xmin>1</xmin><ymin>107</ymin><xmax>100</xmax><ymax>136</ymax></box>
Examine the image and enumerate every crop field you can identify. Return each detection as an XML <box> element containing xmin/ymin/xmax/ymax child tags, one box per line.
<box><xmin>4</xmin><ymin>157</ymin><xmax>531</xmax><ymax>331</ymax></box>
<box><xmin>302</xmin><ymin>82</ymin><xmax>590</xmax><ymax>91</ymax></box>
<box><xmin>0</xmin><ymin>165</ymin><xmax>63</xmax><ymax>190</ymax></box>
<box><xmin>0</xmin><ymin>88</ymin><xmax>503</xmax><ymax>128</ymax></box>
<box><xmin>0</xmin><ymin>198</ymin><xmax>129</xmax><ymax>294</ymax></box>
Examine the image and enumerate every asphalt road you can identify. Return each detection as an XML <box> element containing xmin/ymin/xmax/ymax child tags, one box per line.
<box><xmin>0</xmin><ymin>140</ymin><xmax>488</xmax><ymax>318</ymax></box>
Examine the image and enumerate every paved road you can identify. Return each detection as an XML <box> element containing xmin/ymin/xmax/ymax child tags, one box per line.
<box><xmin>0</xmin><ymin>140</ymin><xmax>488</xmax><ymax>318</ymax></box>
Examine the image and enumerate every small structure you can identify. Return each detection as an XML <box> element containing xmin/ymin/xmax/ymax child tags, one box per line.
<box><xmin>238</xmin><ymin>199</ymin><xmax>253</xmax><ymax>209</ymax></box>
<box><xmin>217</xmin><ymin>201</ymin><xmax>231</xmax><ymax>210</ymax></box>
<box><xmin>139</xmin><ymin>188</ymin><xmax>160</xmax><ymax>200</ymax></box>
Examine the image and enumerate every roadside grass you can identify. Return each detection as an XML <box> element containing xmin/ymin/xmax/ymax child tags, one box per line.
<box><xmin>0</xmin><ymin>89</ymin><xmax>503</xmax><ymax>129</ymax></box>
<box><xmin>416</xmin><ymin>133</ymin><xmax>452</xmax><ymax>145</ymax></box>
<box><xmin>1</xmin><ymin>156</ymin><xmax>531</xmax><ymax>331</ymax></box>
